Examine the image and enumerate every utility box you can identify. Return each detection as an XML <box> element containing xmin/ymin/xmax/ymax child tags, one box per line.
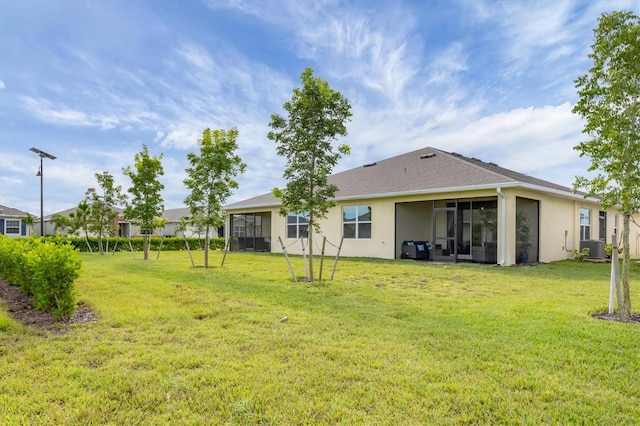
<box><xmin>579</xmin><ymin>240</ymin><xmax>605</xmax><ymax>259</ymax></box>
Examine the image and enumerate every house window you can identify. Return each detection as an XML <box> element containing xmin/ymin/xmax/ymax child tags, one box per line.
<box><xmin>287</xmin><ymin>212</ymin><xmax>308</xmax><ymax>239</ymax></box>
<box><xmin>5</xmin><ymin>219</ymin><xmax>20</xmax><ymax>235</ymax></box>
<box><xmin>343</xmin><ymin>205</ymin><xmax>371</xmax><ymax>239</ymax></box>
<box><xmin>233</xmin><ymin>224</ymin><xmax>245</xmax><ymax>237</ymax></box>
<box><xmin>599</xmin><ymin>211</ymin><xmax>606</xmax><ymax>241</ymax></box>
<box><xmin>232</xmin><ymin>215</ymin><xmax>246</xmax><ymax>237</ymax></box>
<box><xmin>580</xmin><ymin>208</ymin><xmax>591</xmax><ymax>240</ymax></box>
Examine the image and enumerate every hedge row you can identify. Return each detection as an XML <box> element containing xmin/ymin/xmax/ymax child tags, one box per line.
<box><xmin>0</xmin><ymin>235</ymin><xmax>81</xmax><ymax>320</ymax></box>
<box><xmin>43</xmin><ymin>236</ymin><xmax>226</xmax><ymax>253</ymax></box>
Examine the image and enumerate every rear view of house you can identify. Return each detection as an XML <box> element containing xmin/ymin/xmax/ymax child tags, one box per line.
<box><xmin>225</xmin><ymin>147</ymin><xmax>640</xmax><ymax>265</ymax></box>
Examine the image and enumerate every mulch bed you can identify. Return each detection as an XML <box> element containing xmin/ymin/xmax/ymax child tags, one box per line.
<box><xmin>592</xmin><ymin>312</ymin><xmax>640</xmax><ymax>323</ymax></box>
<box><xmin>0</xmin><ymin>278</ymin><xmax>97</xmax><ymax>334</ymax></box>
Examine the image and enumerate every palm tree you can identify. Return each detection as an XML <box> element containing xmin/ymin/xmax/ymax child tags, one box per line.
<box><xmin>51</xmin><ymin>213</ymin><xmax>70</xmax><ymax>235</ymax></box>
<box><xmin>153</xmin><ymin>217</ymin><xmax>169</xmax><ymax>259</ymax></box>
<box><xmin>175</xmin><ymin>217</ymin><xmax>195</xmax><ymax>267</ymax></box>
<box><xmin>23</xmin><ymin>212</ymin><xmax>37</xmax><ymax>236</ymax></box>
<box><xmin>69</xmin><ymin>200</ymin><xmax>93</xmax><ymax>253</ymax></box>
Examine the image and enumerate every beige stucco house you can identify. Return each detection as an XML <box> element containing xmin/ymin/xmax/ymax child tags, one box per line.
<box><xmin>41</xmin><ymin>206</ymin><xmax>129</xmax><ymax>238</ymax></box>
<box><xmin>42</xmin><ymin>205</ymin><xmax>223</xmax><ymax>240</ymax></box>
<box><xmin>161</xmin><ymin>207</ymin><xmax>223</xmax><ymax>238</ymax></box>
<box><xmin>232</xmin><ymin>146</ymin><xmax>639</xmax><ymax>264</ymax></box>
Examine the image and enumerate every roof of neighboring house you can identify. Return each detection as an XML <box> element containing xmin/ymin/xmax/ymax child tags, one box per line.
<box><xmin>43</xmin><ymin>205</ymin><xmax>192</xmax><ymax>223</ymax></box>
<box><xmin>43</xmin><ymin>205</ymin><xmax>124</xmax><ymax>221</ymax></box>
<box><xmin>161</xmin><ymin>207</ymin><xmax>191</xmax><ymax>222</ymax></box>
<box><xmin>225</xmin><ymin>146</ymin><xmax>581</xmax><ymax>210</ymax></box>
<box><xmin>0</xmin><ymin>204</ymin><xmax>28</xmax><ymax>217</ymax></box>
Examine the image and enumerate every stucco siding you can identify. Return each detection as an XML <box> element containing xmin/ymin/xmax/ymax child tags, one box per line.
<box><xmin>606</xmin><ymin>210</ymin><xmax>640</xmax><ymax>258</ymax></box>
<box><xmin>539</xmin><ymin>195</ymin><xmax>579</xmax><ymax>263</ymax></box>
<box><xmin>225</xmin><ymin>187</ymin><xmax>636</xmax><ymax>263</ymax></box>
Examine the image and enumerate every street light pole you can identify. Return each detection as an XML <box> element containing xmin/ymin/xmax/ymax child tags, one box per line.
<box><xmin>29</xmin><ymin>147</ymin><xmax>57</xmax><ymax>236</ymax></box>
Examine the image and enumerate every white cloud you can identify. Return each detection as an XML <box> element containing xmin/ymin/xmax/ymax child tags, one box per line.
<box><xmin>5</xmin><ymin>0</ymin><xmax>636</xmax><ymax>214</ymax></box>
<box><xmin>20</xmin><ymin>96</ymin><xmax>93</xmax><ymax>127</ymax></box>
<box><xmin>430</xmin><ymin>103</ymin><xmax>585</xmax><ymax>184</ymax></box>
<box><xmin>159</xmin><ymin>127</ymin><xmax>202</xmax><ymax>150</ymax></box>
<box><xmin>0</xmin><ymin>80</ymin><xmax>5</xmax><ymax>90</ymax></box>
<box><xmin>19</xmin><ymin>94</ymin><xmax>160</xmax><ymax>131</ymax></box>
<box><xmin>177</xmin><ymin>43</ymin><xmax>215</xmax><ymax>71</ymax></box>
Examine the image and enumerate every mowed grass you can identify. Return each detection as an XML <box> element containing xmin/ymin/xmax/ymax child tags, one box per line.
<box><xmin>1</xmin><ymin>251</ymin><xmax>639</xmax><ymax>425</ymax></box>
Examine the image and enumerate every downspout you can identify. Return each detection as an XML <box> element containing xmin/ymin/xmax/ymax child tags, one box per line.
<box><xmin>497</xmin><ymin>187</ymin><xmax>506</xmax><ymax>266</ymax></box>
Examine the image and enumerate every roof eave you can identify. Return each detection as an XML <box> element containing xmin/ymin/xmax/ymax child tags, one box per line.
<box><xmin>333</xmin><ymin>182</ymin><xmax>597</xmax><ymax>202</ymax></box>
<box><xmin>224</xmin><ymin>181</ymin><xmax>600</xmax><ymax>211</ymax></box>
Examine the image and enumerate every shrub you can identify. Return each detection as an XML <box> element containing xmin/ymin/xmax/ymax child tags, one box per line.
<box><xmin>58</xmin><ymin>236</ymin><xmax>226</xmax><ymax>253</ymax></box>
<box><xmin>604</xmin><ymin>243</ymin><xmax>624</xmax><ymax>259</ymax></box>
<box><xmin>0</xmin><ymin>235</ymin><xmax>81</xmax><ymax>320</ymax></box>
<box><xmin>573</xmin><ymin>247</ymin><xmax>590</xmax><ymax>261</ymax></box>
<box><xmin>26</xmin><ymin>241</ymin><xmax>81</xmax><ymax>320</ymax></box>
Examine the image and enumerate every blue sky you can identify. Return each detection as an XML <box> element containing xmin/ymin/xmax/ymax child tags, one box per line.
<box><xmin>1</xmin><ymin>0</ymin><xmax>638</xmax><ymax>216</ymax></box>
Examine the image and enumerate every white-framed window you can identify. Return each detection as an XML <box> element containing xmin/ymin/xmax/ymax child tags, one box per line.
<box><xmin>343</xmin><ymin>205</ymin><xmax>371</xmax><ymax>239</ymax></box>
<box><xmin>5</xmin><ymin>219</ymin><xmax>21</xmax><ymax>235</ymax></box>
<box><xmin>287</xmin><ymin>212</ymin><xmax>308</xmax><ymax>239</ymax></box>
<box><xmin>233</xmin><ymin>225</ymin><xmax>245</xmax><ymax>237</ymax></box>
<box><xmin>580</xmin><ymin>208</ymin><xmax>591</xmax><ymax>240</ymax></box>
<box><xmin>233</xmin><ymin>215</ymin><xmax>246</xmax><ymax>237</ymax></box>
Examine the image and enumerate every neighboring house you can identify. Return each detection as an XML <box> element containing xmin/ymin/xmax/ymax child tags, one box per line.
<box><xmin>224</xmin><ymin>146</ymin><xmax>640</xmax><ymax>265</ymax></box>
<box><xmin>42</xmin><ymin>205</ymin><xmax>226</xmax><ymax>239</ymax></box>
<box><xmin>42</xmin><ymin>206</ymin><xmax>128</xmax><ymax>237</ymax></box>
<box><xmin>161</xmin><ymin>207</ymin><xmax>224</xmax><ymax>238</ymax></box>
<box><xmin>0</xmin><ymin>204</ymin><xmax>30</xmax><ymax>237</ymax></box>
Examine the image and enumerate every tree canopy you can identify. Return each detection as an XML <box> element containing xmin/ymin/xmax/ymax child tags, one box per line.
<box><xmin>123</xmin><ymin>144</ymin><xmax>165</xmax><ymax>260</ymax></box>
<box><xmin>268</xmin><ymin>67</ymin><xmax>352</xmax><ymax>282</ymax></box>
<box><xmin>85</xmin><ymin>171</ymin><xmax>127</xmax><ymax>255</ymax></box>
<box><xmin>184</xmin><ymin>127</ymin><xmax>246</xmax><ymax>268</ymax></box>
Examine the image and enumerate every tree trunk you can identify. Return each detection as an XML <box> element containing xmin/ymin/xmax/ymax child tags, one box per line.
<box><xmin>204</xmin><ymin>224</ymin><xmax>210</xmax><ymax>269</ymax></box>
<box><xmin>84</xmin><ymin>230</ymin><xmax>93</xmax><ymax>253</ymax></box>
<box><xmin>98</xmin><ymin>231</ymin><xmax>104</xmax><ymax>255</ymax></box>
<box><xmin>620</xmin><ymin>212</ymin><xmax>632</xmax><ymax>321</ymax></box>
<box><xmin>143</xmin><ymin>235</ymin><xmax>149</xmax><ymax>260</ymax></box>
<box><xmin>308</xmin><ymin>213</ymin><xmax>314</xmax><ymax>282</ymax></box>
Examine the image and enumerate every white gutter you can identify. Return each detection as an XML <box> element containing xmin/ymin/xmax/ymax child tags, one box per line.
<box><xmin>497</xmin><ymin>187</ymin><xmax>506</xmax><ymax>266</ymax></box>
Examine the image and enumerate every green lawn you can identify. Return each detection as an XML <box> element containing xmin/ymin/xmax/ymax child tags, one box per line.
<box><xmin>1</xmin><ymin>251</ymin><xmax>639</xmax><ymax>424</ymax></box>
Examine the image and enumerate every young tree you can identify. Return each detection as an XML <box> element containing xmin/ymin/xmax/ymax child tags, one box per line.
<box><xmin>573</xmin><ymin>10</ymin><xmax>640</xmax><ymax>321</ymax></box>
<box><xmin>123</xmin><ymin>144</ymin><xmax>165</xmax><ymax>260</ymax></box>
<box><xmin>50</xmin><ymin>213</ymin><xmax>70</xmax><ymax>235</ymax></box>
<box><xmin>268</xmin><ymin>68</ymin><xmax>352</xmax><ymax>282</ymax></box>
<box><xmin>153</xmin><ymin>217</ymin><xmax>169</xmax><ymax>258</ymax></box>
<box><xmin>23</xmin><ymin>212</ymin><xmax>36</xmax><ymax>236</ymax></box>
<box><xmin>85</xmin><ymin>172</ymin><xmax>127</xmax><ymax>255</ymax></box>
<box><xmin>175</xmin><ymin>216</ymin><xmax>196</xmax><ymax>267</ymax></box>
<box><xmin>184</xmin><ymin>128</ymin><xmax>246</xmax><ymax>268</ymax></box>
<box><xmin>68</xmin><ymin>199</ymin><xmax>93</xmax><ymax>252</ymax></box>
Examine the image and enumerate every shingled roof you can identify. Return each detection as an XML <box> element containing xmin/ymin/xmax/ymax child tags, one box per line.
<box><xmin>43</xmin><ymin>205</ymin><xmax>124</xmax><ymax>220</ymax></box>
<box><xmin>0</xmin><ymin>204</ymin><xmax>28</xmax><ymax>217</ymax></box>
<box><xmin>162</xmin><ymin>207</ymin><xmax>190</xmax><ymax>222</ymax></box>
<box><xmin>225</xmin><ymin>147</ymin><xmax>576</xmax><ymax>209</ymax></box>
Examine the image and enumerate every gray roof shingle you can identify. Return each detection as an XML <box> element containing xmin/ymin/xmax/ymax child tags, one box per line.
<box><xmin>225</xmin><ymin>147</ymin><xmax>575</xmax><ymax>210</ymax></box>
<box><xmin>0</xmin><ymin>204</ymin><xmax>28</xmax><ymax>217</ymax></box>
<box><xmin>161</xmin><ymin>207</ymin><xmax>191</xmax><ymax>222</ymax></box>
